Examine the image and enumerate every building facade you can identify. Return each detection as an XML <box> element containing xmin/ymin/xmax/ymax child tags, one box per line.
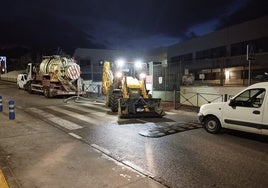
<box><xmin>73</xmin><ymin>16</ymin><xmax>268</xmax><ymax>101</ymax></box>
<box><xmin>165</xmin><ymin>16</ymin><xmax>268</xmax><ymax>87</ymax></box>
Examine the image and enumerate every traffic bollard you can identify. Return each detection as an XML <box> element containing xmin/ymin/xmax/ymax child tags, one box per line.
<box><xmin>0</xmin><ymin>96</ymin><xmax>2</xmax><ymax>112</ymax></box>
<box><xmin>9</xmin><ymin>100</ymin><xmax>15</xmax><ymax>120</ymax></box>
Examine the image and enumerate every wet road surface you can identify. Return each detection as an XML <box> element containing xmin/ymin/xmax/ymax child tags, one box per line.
<box><xmin>1</xmin><ymin>81</ymin><xmax>268</xmax><ymax>187</ymax></box>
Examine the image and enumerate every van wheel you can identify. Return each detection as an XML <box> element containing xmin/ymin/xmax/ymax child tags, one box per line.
<box><xmin>204</xmin><ymin>116</ymin><xmax>221</xmax><ymax>134</ymax></box>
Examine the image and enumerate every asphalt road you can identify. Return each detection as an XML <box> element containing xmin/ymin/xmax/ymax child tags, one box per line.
<box><xmin>1</xmin><ymin>80</ymin><xmax>268</xmax><ymax>188</ymax></box>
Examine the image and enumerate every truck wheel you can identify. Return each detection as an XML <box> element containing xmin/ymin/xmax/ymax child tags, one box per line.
<box><xmin>44</xmin><ymin>87</ymin><xmax>51</xmax><ymax>98</ymax></box>
<box><xmin>110</xmin><ymin>95</ymin><xmax>118</xmax><ymax>112</ymax></box>
<box><xmin>27</xmin><ymin>84</ymin><xmax>33</xmax><ymax>94</ymax></box>
<box><xmin>204</xmin><ymin>116</ymin><xmax>221</xmax><ymax>134</ymax></box>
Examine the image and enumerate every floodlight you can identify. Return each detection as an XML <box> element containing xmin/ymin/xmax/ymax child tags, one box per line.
<box><xmin>116</xmin><ymin>59</ymin><xmax>125</xmax><ymax>67</ymax></box>
<box><xmin>116</xmin><ymin>71</ymin><xmax>123</xmax><ymax>78</ymax></box>
<box><xmin>135</xmin><ymin>60</ymin><xmax>142</xmax><ymax>69</ymax></box>
<box><xmin>139</xmin><ymin>73</ymin><xmax>146</xmax><ymax>79</ymax></box>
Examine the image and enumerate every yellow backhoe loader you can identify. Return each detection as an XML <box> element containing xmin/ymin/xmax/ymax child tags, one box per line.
<box><xmin>101</xmin><ymin>60</ymin><xmax>164</xmax><ymax>118</ymax></box>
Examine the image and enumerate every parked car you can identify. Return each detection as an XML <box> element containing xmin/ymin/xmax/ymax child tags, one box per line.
<box><xmin>253</xmin><ymin>72</ymin><xmax>268</xmax><ymax>82</ymax></box>
<box><xmin>198</xmin><ymin>82</ymin><xmax>268</xmax><ymax>135</ymax></box>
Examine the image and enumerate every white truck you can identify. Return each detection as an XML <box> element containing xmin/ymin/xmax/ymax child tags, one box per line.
<box><xmin>198</xmin><ymin>82</ymin><xmax>268</xmax><ymax>136</ymax></box>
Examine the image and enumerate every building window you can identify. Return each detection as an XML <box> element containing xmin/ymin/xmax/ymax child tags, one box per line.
<box><xmin>230</xmin><ymin>41</ymin><xmax>248</xmax><ymax>56</ymax></box>
<box><xmin>196</xmin><ymin>46</ymin><xmax>227</xmax><ymax>59</ymax></box>
<box><xmin>79</xmin><ymin>60</ymin><xmax>91</xmax><ymax>66</ymax></box>
<box><xmin>231</xmin><ymin>37</ymin><xmax>268</xmax><ymax>56</ymax></box>
<box><xmin>171</xmin><ymin>53</ymin><xmax>193</xmax><ymax>62</ymax></box>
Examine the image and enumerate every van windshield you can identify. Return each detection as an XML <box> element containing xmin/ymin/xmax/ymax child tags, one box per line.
<box><xmin>233</xmin><ymin>88</ymin><xmax>265</xmax><ymax>108</ymax></box>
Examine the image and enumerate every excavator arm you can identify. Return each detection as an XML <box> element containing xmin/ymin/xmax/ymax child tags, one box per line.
<box><xmin>101</xmin><ymin>61</ymin><xmax>113</xmax><ymax>95</ymax></box>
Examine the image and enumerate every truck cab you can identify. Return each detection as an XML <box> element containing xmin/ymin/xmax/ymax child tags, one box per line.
<box><xmin>17</xmin><ymin>73</ymin><xmax>28</xmax><ymax>89</ymax></box>
<box><xmin>198</xmin><ymin>82</ymin><xmax>268</xmax><ymax>136</ymax></box>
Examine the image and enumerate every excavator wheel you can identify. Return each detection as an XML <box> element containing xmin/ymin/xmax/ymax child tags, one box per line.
<box><xmin>110</xmin><ymin>94</ymin><xmax>119</xmax><ymax>112</ymax></box>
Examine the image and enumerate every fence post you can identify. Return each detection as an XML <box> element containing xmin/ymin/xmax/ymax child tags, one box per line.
<box><xmin>9</xmin><ymin>100</ymin><xmax>15</xmax><ymax>120</ymax></box>
<box><xmin>173</xmin><ymin>89</ymin><xmax>177</xmax><ymax>109</ymax></box>
<box><xmin>0</xmin><ymin>96</ymin><xmax>2</xmax><ymax>112</ymax></box>
<box><xmin>224</xmin><ymin>94</ymin><xmax>228</xmax><ymax>102</ymax></box>
<box><xmin>197</xmin><ymin>93</ymin><xmax>199</xmax><ymax>107</ymax></box>
<box><xmin>97</xmin><ymin>85</ymin><xmax>101</xmax><ymax>97</ymax></box>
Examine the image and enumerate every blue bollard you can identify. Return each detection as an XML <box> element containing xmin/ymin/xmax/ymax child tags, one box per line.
<box><xmin>0</xmin><ymin>96</ymin><xmax>2</xmax><ymax>112</ymax></box>
<box><xmin>9</xmin><ymin>100</ymin><xmax>15</xmax><ymax>120</ymax></box>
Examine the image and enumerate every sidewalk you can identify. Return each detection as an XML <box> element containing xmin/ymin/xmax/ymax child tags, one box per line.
<box><xmin>0</xmin><ymin>107</ymin><xmax>166</xmax><ymax>188</ymax></box>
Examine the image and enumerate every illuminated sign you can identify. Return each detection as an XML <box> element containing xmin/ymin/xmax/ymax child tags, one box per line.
<box><xmin>0</xmin><ymin>56</ymin><xmax>7</xmax><ymax>74</ymax></box>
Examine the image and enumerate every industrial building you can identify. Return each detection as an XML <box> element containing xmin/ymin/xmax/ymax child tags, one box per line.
<box><xmin>73</xmin><ymin>16</ymin><xmax>268</xmax><ymax>101</ymax></box>
<box><xmin>166</xmin><ymin>16</ymin><xmax>268</xmax><ymax>87</ymax></box>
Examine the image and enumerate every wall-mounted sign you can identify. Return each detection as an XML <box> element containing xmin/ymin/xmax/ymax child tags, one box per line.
<box><xmin>146</xmin><ymin>75</ymin><xmax>152</xmax><ymax>83</ymax></box>
<box><xmin>199</xmin><ymin>74</ymin><xmax>205</xmax><ymax>80</ymax></box>
<box><xmin>159</xmin><ymin>77</ymin><xmax>163</xmax><ymax>84</ymax></box>
<box><xmin>247</xmin><ymin>44</ymin><xmax>255</xmax><ymax>61</ymax></box>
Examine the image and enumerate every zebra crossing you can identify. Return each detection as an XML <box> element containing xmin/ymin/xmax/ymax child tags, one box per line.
<box><xmin>27</xmin><ymin>107</ymin><xmax>83</xmax><ymax>130</ymax></box>
<box><xmin>25</xmin><ymin>102</ymin><xmax>112</xmax><ymax>131</ymax></box>
<box><xmin>24</xmin><ymin>102</ymin><xmax>201</xmax><ymax>138</ymax></box>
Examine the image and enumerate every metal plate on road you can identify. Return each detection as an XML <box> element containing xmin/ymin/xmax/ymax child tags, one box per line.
<box><xmin>139</xmin><ymin>121</ymin><xmax>202</xmax><ymax>138</ymax></box>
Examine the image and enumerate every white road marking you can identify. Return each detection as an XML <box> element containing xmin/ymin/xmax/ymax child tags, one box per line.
<box><xmin>123</xmin><ymin>160</ymin><xmax>153</xmax><ymax>178</ymax></box>
<box><xmin>165</xmin><ymin>111</ymin><xmax>177</xmax><ymax>115</ymax></box>
<box><xmin>68</xmin><ymin>132</ymin><xmax>82</xmax><ymax>139</ymax></box>
<box><xmin>91</xmin><ymin>144</ymin><xmax>111</xmax><ymax>155</ymax></box>
<box><xmin>27</xmin><ymin>108</ymin><xmax>82</xmax><ymax>130</ymax></box>
<box><xmin>68</xmin><ymin>103</ymin><xmax>116</xmax><ymax>118</ymax></box>
<box><xmin>49</xmin><ymin>117</ymin><xmax>82</xmax><ymax>130</ymax></box>
<box><xmin>46</xmin><ymin>106</ymin><xmax>101</xmax><ymax>125</ymax></box>
<box><xmin>80</xmin><ymin>103</ymin><xmax>109</xmax><ymax>111</ymax></box>
<box><xmin>65</xmin><ymin>104</ymin><xmax>98</xmax><ymax>113</ymax></box>
<box><xmin>66</xmin><ymin>105</ymin><xmax>109</xmax><ymax>117</ymax></box>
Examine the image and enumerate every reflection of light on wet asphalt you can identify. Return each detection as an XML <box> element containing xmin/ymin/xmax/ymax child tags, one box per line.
<box><xmin>145</xmin><ymin>141</ymin><xmax>155</xmax><ymax>174</ymax></box>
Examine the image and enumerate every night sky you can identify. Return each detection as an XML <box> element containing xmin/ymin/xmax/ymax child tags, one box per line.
<box><xmin>0</xmin><ymin>0</ymin><xmax>267</xmax><ymax>54</ymax></box>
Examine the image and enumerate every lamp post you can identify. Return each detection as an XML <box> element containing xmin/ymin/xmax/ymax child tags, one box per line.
<box><xmin>247</xmin><ymin>44</ymin><xmax>255</xmax><ymax>86</ymax></box>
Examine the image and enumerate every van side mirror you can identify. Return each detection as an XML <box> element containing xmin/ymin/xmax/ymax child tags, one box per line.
<box><xmin>229</xmin><ymin>99</ymin><xmax>236</xmax><ymax>107</ymax></box>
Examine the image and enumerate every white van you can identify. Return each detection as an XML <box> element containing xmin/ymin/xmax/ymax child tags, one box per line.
<box><xmin>198</xmin><ymin>82</ymin><xmax>268</xmax><ymax>135</ymax></box>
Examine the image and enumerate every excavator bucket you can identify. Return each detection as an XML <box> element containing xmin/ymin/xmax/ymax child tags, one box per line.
<box><xmin>118</xmin><ymin>97</ymin><xmax>165</xmax><ymax>118</ymax></box>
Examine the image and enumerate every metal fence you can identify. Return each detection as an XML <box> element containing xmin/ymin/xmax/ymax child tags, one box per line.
<box><xmin>178</xmin><ymin>91</ymin><xmax>228</xmax><ymax>107</ymax></box>
<box><xmin>83</xmin><ymin>83</ymin><xmax>101</xmax><ymax>93</ymax></box>
<box><xmin>82</xmin><ymin>83</ymin><xmax>102</xmax><ymax>97</ymax></box>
